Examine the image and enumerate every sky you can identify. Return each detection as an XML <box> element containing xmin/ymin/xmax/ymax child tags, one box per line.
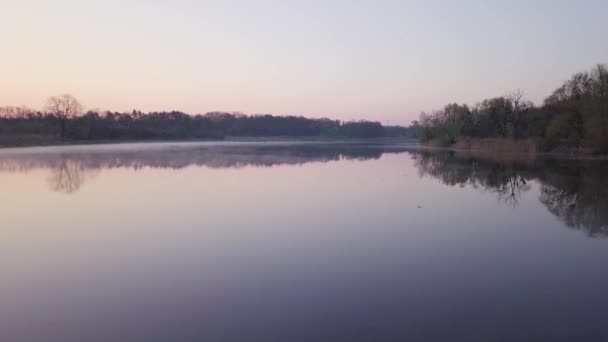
<box><xmin>1</xmin><ymin>0</ymin><xmax>607</xmax><ymax>125</ymax></box>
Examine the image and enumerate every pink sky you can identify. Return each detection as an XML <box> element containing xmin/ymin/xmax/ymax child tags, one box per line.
<box><xmin>2</xmin><ymin>1</ymin><xmax>606</xmax><ymax>125</ymax></box>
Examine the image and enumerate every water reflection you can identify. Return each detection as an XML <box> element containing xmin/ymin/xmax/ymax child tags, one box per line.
<box><xmin>0</xmin><ymin>143</ymin><xmax>410</xmax><ymax>193</ymax></box>
<box><xmin>3</xmin><ymin>142</ymin><xmax>608</xmax><ymax>341</ymax></box>
<box><xmin>412</xmin><ymin>151</ymin><xmax>608</xmax><ymax>237</ymax></box>
<box><xmin>1</xmin><ymin>143</ymin><xmax>607</xmax><ymax>236</ymax></box>
<box><xmin>412</xmin><ymin>151</ymin><xmax>533</xmax><ymax>206</ymax></box>
<box><xmin>47</xmin><ymin>160</ymin><xmax>97</xmax><ymax>194</ymax></box>
<box><xmin>539</xmin><ymin>161</ymin><xmax>608</xmax><ymax>237</ymax></box>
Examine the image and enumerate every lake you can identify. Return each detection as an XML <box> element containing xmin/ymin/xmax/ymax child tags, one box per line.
<box><xmin>1</xmin><ymin>141</ymin><xmax>607</xmax><ymax>341</ymax></box>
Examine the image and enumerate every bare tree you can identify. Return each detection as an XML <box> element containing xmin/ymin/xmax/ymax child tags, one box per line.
<box><xmin>44</xmin><ymin>94</ymin><xmax>83</xmax><ymax>139</ymax></box>
<box><xmin>505</xmin><ymin>89</ymin><xmax>534</xmax><ymax>138</ymax></box>
<box><xmin>506</xmin><ymin>89</ymin><xmax>532</xmax><ymax>113</ymax></box>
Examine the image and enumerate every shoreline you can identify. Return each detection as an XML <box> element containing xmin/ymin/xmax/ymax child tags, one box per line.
<box><xmin>421</xmin><ymin>138</ymin><xmax>608</xmax><ymax>161</ymax></box>
<box><xmin>1</xmin><ymin>136</ymin><xmax>605</xmax><ymax>160</ymax></box>
<box><xmin>0</xmin><ymin>136</ymin><xmax>419</xmax><ymax>150</ymax></box>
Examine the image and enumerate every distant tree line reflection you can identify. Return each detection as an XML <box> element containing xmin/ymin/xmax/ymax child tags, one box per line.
<box><xmin>1</xmin><ymin>144</ymin><xmax>605</xmax><ymax>236</ymax></box>
<box><xmin>0</xmin><ymin>143</ymin><xmax>410</xmax><ymax>193</ymax></box>
<box><xmin>413</xmin><ymin>151</ymin><xmax>608</xmax><ymax>237</ymax></box>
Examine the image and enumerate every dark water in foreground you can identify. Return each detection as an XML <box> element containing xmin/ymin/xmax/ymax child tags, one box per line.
<box><xmin>1</xmin><ymin>142</ymin><xmax>607</xmax><ymax>341</ymax></box>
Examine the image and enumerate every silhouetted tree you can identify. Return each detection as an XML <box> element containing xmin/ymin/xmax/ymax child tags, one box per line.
<box><xmin>44</xmin><ymin>94</ymin><xmax>83</xmax><ymax>139</ymax></box>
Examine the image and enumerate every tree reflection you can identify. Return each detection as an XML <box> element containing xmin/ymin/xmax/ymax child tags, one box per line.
<box><xmin>490</xmin><ymin>171</ymin><xmax>530</xmax><ymax>207</ymax></box>
<box><xmin>413</xmin><ymin>151</ymin><xmax>532</xmax><ymax>205</ymax></box>
<box><xmin>539</xmin><ymin>161</ymin><xmax>608</xmax><ymax>237</ymax></box>
<box><xmin>0</xmin><ymin>143</ymin><xmax>402</xmax><ymax>194</ymax></box>
<box><xmin>1</xmin><ymin>143</ymin><xmax>606</xmax><ymax>237</ymax></box>
<box><xmin>412</xmin><ymin>151</ymin><xmax>608</xmax><ymax>237</ymax></box>
<box><xmin>47</xmin><ymin>159</ymin><xmax>87</xmax><ymax>194</ymax></box>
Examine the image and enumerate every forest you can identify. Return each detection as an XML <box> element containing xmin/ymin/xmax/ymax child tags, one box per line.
<box><xmin>0</xmin><ymin>96</ymin><xmax>415</xmax><ymax>146</ymax></box>
<box><xmin>416</xmin><ymin>64</ymin><xmax>608</xmax><ymax>153</ymax></box>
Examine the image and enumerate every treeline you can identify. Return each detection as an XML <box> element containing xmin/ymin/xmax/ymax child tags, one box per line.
<box><xmin>417</xmin><ymin>64</ymin><xmax>608</xmax><ymax>153</ymax></box>
<box><xmin>0</xmin><ymin>97</ymin><xmax>415</xmax><ymax>143</ymax></box>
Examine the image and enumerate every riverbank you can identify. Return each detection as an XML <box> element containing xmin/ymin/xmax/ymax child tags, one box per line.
<box><xmin>0</xmin><ymin>134</ymin><xmax>418</xmax><ymax>149</ymax></box>
<box><xmin>423</xmin><ymin>137</ymin><xmax>606</xmax><ymax>160</ymax></box>
<box><xmin>452</xmin><ymin>138</ymin><xmax>537</xmax><ymax>155</ymax></box>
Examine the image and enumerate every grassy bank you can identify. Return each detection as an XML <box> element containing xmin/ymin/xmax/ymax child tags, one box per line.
<box><xmin>423</xmin><ymin>137</ymin><xmax>604</xmax><ymax>160</ymax></box>
<box><xmin>453</xmin><ymin>138</ymin><xmax>537</xmax><ymax>155</ymax></box>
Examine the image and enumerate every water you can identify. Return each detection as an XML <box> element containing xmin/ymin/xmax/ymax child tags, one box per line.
<box><xmin>1</xmin><ymin>142</ymin><xmax>607</xmax><ymax>341</ymax></box>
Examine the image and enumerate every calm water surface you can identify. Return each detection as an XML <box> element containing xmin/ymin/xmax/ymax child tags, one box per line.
<box><xmin>1</xmin><ymin>142</ymin><xmax>607</xmax><ymax>341</ymax></box>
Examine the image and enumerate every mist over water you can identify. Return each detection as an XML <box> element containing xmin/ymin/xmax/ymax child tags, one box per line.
<box><xmin>1</xmin><ymin>142</ymin><xmax>608</xmax><ymax>341</ymax></box>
